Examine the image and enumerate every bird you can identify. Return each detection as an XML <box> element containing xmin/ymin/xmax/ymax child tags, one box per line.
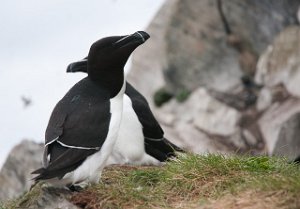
<box><xmin>21</xmin><ymin>96</ymin><xmax>32</xmax><ymax>108</ymax></box>
<box><xmin>66</xmin><ymin>57</ymin><xmax>183</xmax><ymax>166</ymax></box>
<box><xmin>31</xmin><ymin>31</ymin><xmax>150</xmax><ymax>188</ymax></box>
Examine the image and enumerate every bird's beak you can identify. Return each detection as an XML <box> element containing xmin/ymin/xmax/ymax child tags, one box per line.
<box><xmin>112</xmin><ymin>31</ymin><xmax>150</xmax><ymax>49</ymax></box>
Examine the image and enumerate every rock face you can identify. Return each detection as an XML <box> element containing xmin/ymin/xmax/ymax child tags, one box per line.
<box><xmin>221</xmin><ymin>0</ymin><xmax>299</xmax><ymax>53</ymax></box>
<box><xmin>255</xmin><ymin>26</ymin><xmax>300</xmax><ymax>159</ymax></box>
<box><xmin>155</xmin><ymin>88</ymin><xmax>237</xmax><ymax>154</ymax></box>
<box><xmin>164</xmin><ymin>0</ymin><xmax>242</xmax><ymax>93</ymax></box>
<box><xmin>273</xmin><ymin>112</ymin><xmax>300</xmax><ymax>161</ymax></box>
<box><xmin>129</xmin><ymin>0</ymin><xmax>300</xmax><ymax>96</ymax></box>
<box><xmin>258</xmin><ymin>99</ymin><xmax>300</xmax><ymax>157</ymax></box>
<box><xmin>255</xmin><ymin>26</ymin><xmax>300</xmax><ymax>97</ymax></box>
<box><xmin>0</xmin><ymin>140</ymin><xmax>43</xmax><ymax>202</ymax></box>
<box><xmin>128</xmin><ymin>0</ymin><xmax>300</xmax><ymax>158</ymax></box>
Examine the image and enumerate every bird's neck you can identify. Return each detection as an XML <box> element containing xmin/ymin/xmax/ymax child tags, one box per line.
<box><xmin>88</xmin><ymin>67</ymin><xmax>125</xmax><ymax>98</ymax></box>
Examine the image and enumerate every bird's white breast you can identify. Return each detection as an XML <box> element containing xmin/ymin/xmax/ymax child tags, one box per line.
<box><xmin>106</xmin><ymin>95</ymin><xmax>161</xmax><ymax>166</ymax></box>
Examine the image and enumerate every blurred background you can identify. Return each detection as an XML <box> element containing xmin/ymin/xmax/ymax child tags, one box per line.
<box><xmin>1</xmin><ymin>0</ymin><xmax>300</xmax><ymax>202</ymax></box>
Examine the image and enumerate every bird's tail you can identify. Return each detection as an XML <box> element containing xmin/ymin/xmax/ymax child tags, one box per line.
<box><xmin>31</xmin><ymin>167</ymin><xmax>47</xmax><ymax>181</ymax></box>
<box><xmin>164</xmin><ymin>137</ymin><xmax>184</xmax><ymax>153</ymax></box>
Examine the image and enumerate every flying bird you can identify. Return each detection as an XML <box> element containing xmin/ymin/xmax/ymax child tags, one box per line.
<box><xmin>32</xmin><ymin>31</ymin><xmax>150</xmax><ymax>188</ymax></box>
<box><xmin>21</xmin><ymin>96</ymin><xmax>32</xmax><ymax>108</ymax></box>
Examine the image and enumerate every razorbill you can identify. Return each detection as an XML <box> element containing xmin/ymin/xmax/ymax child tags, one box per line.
<box><xmin>66</xmin><ymin>59</ymin><xmax>182</xmax><ymax>166</ymax></box>
<box><xmin>32</xmin><ymin>31</ymin><xmax>150</xmax><ymax>187</ymax></box>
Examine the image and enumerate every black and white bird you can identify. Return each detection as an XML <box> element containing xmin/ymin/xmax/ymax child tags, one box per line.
<box><xmin>66</xmin><ymin>57</ymin><xmax>182</xmax><ymax>166</ymax></box>
<box><xmin>32</xmin><ymin>31</ymin><xmax>150</xmax><ymax>187</ymax></box>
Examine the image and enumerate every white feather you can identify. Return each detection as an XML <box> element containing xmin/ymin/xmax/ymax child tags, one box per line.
<box><xmin>106</xmin><ymin>95</ymin><xmax>161</xmax><ymax>166</ymax></box>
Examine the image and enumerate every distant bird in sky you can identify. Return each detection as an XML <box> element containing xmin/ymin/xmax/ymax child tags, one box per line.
<box><xmin>21</xmin><ymin>96</ymin><xmax>32</xmax><ymax>108</ymax></box>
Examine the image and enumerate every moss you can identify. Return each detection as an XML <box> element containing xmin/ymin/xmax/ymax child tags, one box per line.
<box><xmin>175</xmin><ymin>88</ymin><xmax>191</xmax><ymax>102</ymax></box>
<box><xmin>153</xmin><ymin>87</ymin><xmax>173</xmax><ymax>107</ymax></box>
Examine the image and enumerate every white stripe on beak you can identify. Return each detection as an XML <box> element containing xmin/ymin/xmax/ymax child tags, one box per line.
<box><xmin>136</xmin><ymin>31</ymin><xmax>145</xmax><ymax>42</ymax></box>
<box><xmin>114</xmin><ymin>35</ymin><xmax>131</xmax><ymax>44</ymax></box>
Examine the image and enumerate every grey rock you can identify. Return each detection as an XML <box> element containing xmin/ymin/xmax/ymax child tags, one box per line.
<box><xmin>129</xmin><ymin>0</ymin><xmax>299</xmax><ymax>96</ymax></box>
<box><xmin>164</xmin><ymin>0</ymin><xmax>242</xmax><ymax>93</ymax></box>
<box><xmin>14</xmin><ymin>186</ymin><xmax>78</xmax><ymax>209</ymax></box>
<box><xmin>162</xmin><ymin>122</ymin><xmax>228</xmax><ymax>155</ymax></box>
<box><xmin>134</xmin><ymin>0</ymin><xmax>299</xmax><ymax>95</ymax></box>
<box><xmin>273</xmin><ymin>112</ymin><xmax>300</xmax><ymax>161</ymax></box>
<box><xmin>158</xmin><ymin>88</ymin><xmax>241</xmax><ymax>137</ymax></box>
<box><xmin>242</xmin><ymin>129</ymin><xmax>258</xmax><ymax>147</ymax></box>
<box><xmin>0</xmin><ymin>140</ymin><xmax>43</xmax><ymax>202</ymax></box>
<box><xmin>258</xmin><ymin>99</ymin><xmax>300</xmax><ymax>155</ymax></box>
<box><xmin>254</xmin><ymin>26</ymin><xmax>300</xmax><ymax>159</ymax></box>
<box><xmin>222</xmin><ymin>0</ymin><xmax>299</xmax><ymax>53</ymax></box>
<box><xmin>127</xmin><ymin>0</ymin><xmax>299</xmax><ymax>157</ymax></box>
<box><xmin>191</xmin><ymin>88</ymin><xmax>241</xmax><ymax>137</ymax></box>
<box><xmin>256</xmin><ymin>87</ymin><xmax>272</xmax><ymax>112</ymax></box>
<box><xmin>298</xmin><ymin>6</ymin><xmax>300</xmax><ymax>23</ymax></box>
<box><xmin>154</xmin><ymin>88</ymin><xmax>245</xmax><ymax>154</ymax></box>
<box><xmin>255</xmin><ymin>26</ymin><xmax>300</xmax><ymax>98</ymax></box>
<box><xmin>227</xmin><ymin>130</ymin><xmax>247</xmax><ymax>150</ymax></box>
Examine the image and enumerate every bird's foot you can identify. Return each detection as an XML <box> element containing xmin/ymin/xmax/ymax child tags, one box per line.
<box><xmin>67</xmin><ymin>184</ymin><xmax>84</xmax><ymax>192</ymax></box>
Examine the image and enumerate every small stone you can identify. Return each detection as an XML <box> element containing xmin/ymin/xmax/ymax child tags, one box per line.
<box><xmin>258</xmin><ymin>99</ymin><xmax>300</xmax><ymax>155</ymax></box>
<box><xmin>256</xmin><ymin>87</ymin><xmax>272</xmax><ymax>112</ymax></box>
<box><xmin>273</xmin><ymin>112</ymin><xmax>300</xmax><ymax>161</ymax></box>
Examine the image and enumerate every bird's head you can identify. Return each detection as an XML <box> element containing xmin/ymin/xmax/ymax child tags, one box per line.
<box><xmin>86</xmin><ymin>31</ymin><xmax>149</xmax><ymax>78</ymax></box>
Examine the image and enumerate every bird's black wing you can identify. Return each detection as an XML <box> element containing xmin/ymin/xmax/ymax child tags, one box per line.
<box><xmin>125</xmin><ymin>82</ymin><xmax>183</xmax><ymax>161</ymax></box>
<box><xmin>125</xmin><ymin>82</ymin><xmax>163</xmax><ymax>139</ymax></box>
<box><xmin>144</xmin><ymin>137</ymin><xmax>183</xmax><ymax>161</ymax></box>
<box><xmin>33</xmin><ymin>77</ymin><xmax>111</xmax><ymax>180</ymax></box>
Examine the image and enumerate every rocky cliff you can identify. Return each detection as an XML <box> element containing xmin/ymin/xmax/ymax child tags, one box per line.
<box><xmin>128</xmin><ymin>0</ymin><xmax>300</xmax><ymax>159</ymax></box>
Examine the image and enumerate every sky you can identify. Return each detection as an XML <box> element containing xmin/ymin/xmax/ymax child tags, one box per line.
<box><xmin>0</xmin><ymin>0</ymin><xmax>165</xmax><ymax>168</ymax></box>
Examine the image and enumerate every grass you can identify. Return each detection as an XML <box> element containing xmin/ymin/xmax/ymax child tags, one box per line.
<box><xmin>4</xmin><ymin>154</ymin><xmax>300</xmax><ymax>209</ymax></box>
<box><xmin>70</xmin><ymin>154</ymin><xmax>300</xmax><ymax>209</ymax></box>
